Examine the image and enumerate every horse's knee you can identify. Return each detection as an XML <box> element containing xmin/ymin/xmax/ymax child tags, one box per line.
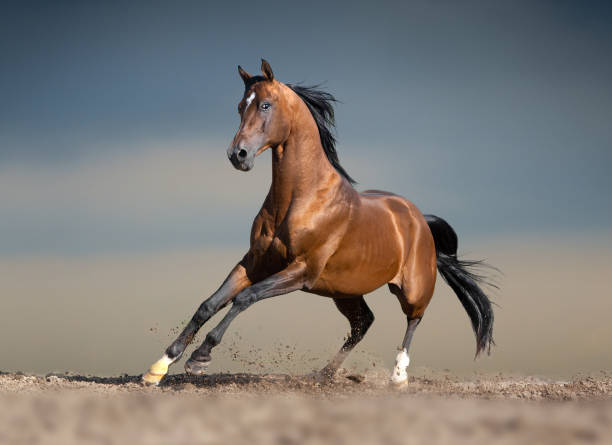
<box><xmin>204</xmin><ymin>330</ymin><xmax>222</xmax><ymax>348</ymax></box>
<box><xmin>233</xmin><ymin>290</ymin><xmax>257</xmax><ymax>311</ymax></box>
<box><xmin>193</xmin><ymin>301</ymin><xmax>215</xmax><ymax>325</ymax></box>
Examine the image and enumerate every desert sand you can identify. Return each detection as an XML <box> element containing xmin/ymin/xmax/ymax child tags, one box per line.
<box><xmin>1</xmin><ymin>370</ymin><xmax>611</xmax><ymax>445</ymax></box>
<box><xmin>2</xmin><ymin>239</ymin><xmax>612</xmax><ymax>443</ymax></box>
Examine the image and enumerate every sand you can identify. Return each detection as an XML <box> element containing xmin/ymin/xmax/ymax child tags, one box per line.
<box><xmin>1</xmin><ymin>370</ymin><xmax>611</xmax><ymax>445</ymax></box>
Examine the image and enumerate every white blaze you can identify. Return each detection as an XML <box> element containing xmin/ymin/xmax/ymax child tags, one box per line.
<box><xmin>245</xmin><ymin>92</ymin><xmax>256</xmax><ymax>111</ymax></box>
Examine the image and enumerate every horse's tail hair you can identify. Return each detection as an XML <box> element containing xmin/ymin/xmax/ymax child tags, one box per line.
<box><xmin>424</xmin><ymin>214</ymin><xmax>496</xmax><ymax>357</ymax></box>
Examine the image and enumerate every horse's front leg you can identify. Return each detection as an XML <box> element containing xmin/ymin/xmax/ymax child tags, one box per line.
<box><xmin>184</xmin><ymin>261</ymin><xmax>307</xmax><ymax>375</ymax></box>
<box><xmin>142</xmin><ymin>262</ymin><xmax>251</xmax><ymax>385</ymax></box>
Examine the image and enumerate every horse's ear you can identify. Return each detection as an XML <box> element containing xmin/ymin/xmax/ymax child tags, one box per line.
<box><xmin>261</xmin><ymin>59</ymin><xmax>274</xmax><ymax>81</ymax></box>
<box><xmin>238</xmin><ymin>65</ymin><xmax>252</xmax><ymax>84</ymax></box>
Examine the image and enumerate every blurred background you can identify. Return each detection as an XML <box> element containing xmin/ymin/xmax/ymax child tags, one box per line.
<box><xmin>1</xmin><ymin>0</ymin><xmax>611</xmax><ymax>378</ymax></box>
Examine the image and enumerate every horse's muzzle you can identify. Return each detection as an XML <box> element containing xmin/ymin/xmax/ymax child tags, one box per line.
<box><xmin>228</xmin><ymin>146</ymin><xmax>254</xmax><ymax>171</ymax></box>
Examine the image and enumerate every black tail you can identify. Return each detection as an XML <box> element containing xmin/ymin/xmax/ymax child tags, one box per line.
<box><xmin>425</xmin><ymin>214</ymin><xmax>496</xmax><ymax>356</ymax></box>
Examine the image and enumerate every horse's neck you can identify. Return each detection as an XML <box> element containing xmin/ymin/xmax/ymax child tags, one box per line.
<box><xmin>267</xmin><ymin>122</ymin><xmax>342</xmax><ymax>222</ymax></box>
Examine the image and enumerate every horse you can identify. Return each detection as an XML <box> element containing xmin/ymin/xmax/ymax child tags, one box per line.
<box><xmin>142</xmin><ymin>59</ymin><xmax>495</xmax><ymax>386</ymax></box>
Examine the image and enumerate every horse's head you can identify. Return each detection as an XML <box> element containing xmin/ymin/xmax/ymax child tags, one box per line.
<box><xmin>228</xmin><ymin>59</ymin><xmax>292</xmax><ymax>171</ymax></box>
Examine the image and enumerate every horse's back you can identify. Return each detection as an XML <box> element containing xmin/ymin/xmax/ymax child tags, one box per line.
<box><xmin>359</xmin><ymin>190</ymin><xmax>434</xmax><ymax>263</ymax></box>
<box><xmin>360</xmin><ymin>189</ymin><xmax>428</xmax><ymax>230</ymax></box>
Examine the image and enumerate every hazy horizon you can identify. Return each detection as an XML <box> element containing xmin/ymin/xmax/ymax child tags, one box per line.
<box><xmin>2</xmin><ymin>234</ymin><xmax>612</xmax><ymax>378</ymax></box>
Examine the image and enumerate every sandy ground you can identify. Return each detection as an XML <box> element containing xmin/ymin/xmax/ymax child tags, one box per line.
<box><xmin>1</xmin><ymin>370</ymin><xmax>611</xmax><ymax>445</ymax></box>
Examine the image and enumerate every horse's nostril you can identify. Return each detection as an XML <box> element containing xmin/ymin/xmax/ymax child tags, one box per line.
<box><xmin>238</xmin><ymin>149</ymin><xmax>247</xmax><ymax>159</ymax></box>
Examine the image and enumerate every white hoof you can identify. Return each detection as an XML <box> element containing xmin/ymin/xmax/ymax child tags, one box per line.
<box><xmin>391</xmin><ymin>349</ymin><xmax>410</xmax><ymax>386</ymax></box>
<box><xmin>142</xmin><ymin>355</ymin><xmax>173</xmax><ymax>386</ymax></box>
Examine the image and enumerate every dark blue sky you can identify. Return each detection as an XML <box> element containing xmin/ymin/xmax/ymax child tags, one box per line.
<box><xmin>1</xmin><ymin>0</ymin><xmax>611</xmax><ymax>254</ymax></box>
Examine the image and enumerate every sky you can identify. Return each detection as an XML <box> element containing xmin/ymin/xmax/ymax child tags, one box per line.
<box><xmin>1</xmin><ymin>0</ymin><xmax>611</xmax><ymax>255</ymax></box>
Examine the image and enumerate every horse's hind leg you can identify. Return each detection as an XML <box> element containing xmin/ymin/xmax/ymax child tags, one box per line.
<box><xmin>388</xmin><ymin>280</ymin><xmax>433</xmax><ymax>386</ymax></box>
<box><xmin>315</xmin><ymin>296</ymin><xmax>374</xmax><ymax>380</ymax></box>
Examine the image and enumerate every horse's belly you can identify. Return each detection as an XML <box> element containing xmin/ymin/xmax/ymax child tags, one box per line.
<box><xmin>312</xmin><ymin>237</ymin><xmax>402</xmax><ymax>296</ymax></box>
<box><xmin>311</xmin><ymin>268</ymin><xmax>391</xmax><ymax>296</ymax></box>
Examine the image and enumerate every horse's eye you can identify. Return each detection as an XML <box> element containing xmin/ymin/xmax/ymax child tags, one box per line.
<box><xmin>260</xmin><ymin>102</ymin><xmax>271</xmax><ymax>111</ymax></box>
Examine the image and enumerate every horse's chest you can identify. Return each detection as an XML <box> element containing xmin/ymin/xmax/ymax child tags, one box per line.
<box><xmin>252</xmin><ymin>211</ymin><xmax>307</xmax><ymax>256</ymax></box>
<box><xmin>251</xmin><ymin>231</ymin><xmax>292</xmax><ymax>263</ymax></box>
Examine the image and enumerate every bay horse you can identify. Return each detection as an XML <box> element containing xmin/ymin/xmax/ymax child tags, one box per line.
<box><xmin>143</xmin><ymin>60</ymin><xmax>494</xmax><ymax>386</ymax></box>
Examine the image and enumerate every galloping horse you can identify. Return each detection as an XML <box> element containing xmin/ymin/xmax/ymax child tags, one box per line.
<box><xmin>143</xmin><ymin>60</ymin><xmax>494</xmax><ymax>386</ymax></box>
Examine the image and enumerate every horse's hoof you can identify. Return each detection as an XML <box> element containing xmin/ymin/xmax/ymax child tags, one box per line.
<box><xmin>391</xmin><ymin>378</ymin><xmax>408</xmax><ymax>389</ymax></box>
<box><xmin>390</xmin><ymin>349</ymin><xmax>410</xmax><ymax>388</ymax></box>
<box><xmin>390</xmin><ymin>369</ymin><xmax>409</xmax><ymax>388</ymax></box>
<box><xmin>141</xmin><ymin>355</ymin><xmax>172</xmax><ymax>386</ymax></box>
<box><xmin>390</xmin><ymin>370</ymin><xmax>409</xmax><ymax>387</ymax></box>
<box><xmin>142</xmin><ymin>371</ymin><xmax>164</xmax><ymax>386</ymax></box>
<box><xmin>185</xmin><ymin>358</ymin><xmax>210</xmax><ymax>376</ymax></box>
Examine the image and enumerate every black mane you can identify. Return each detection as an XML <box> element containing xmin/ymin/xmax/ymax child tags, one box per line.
<box><xmin>243</xmin><ymin>78</ymin><xmax>356</xmax><ymax>185</ymax></box>
<box><xmin>287</xmin><ymin>84</ymin><xmax>356</xmax><ymax>185</ymax></box>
